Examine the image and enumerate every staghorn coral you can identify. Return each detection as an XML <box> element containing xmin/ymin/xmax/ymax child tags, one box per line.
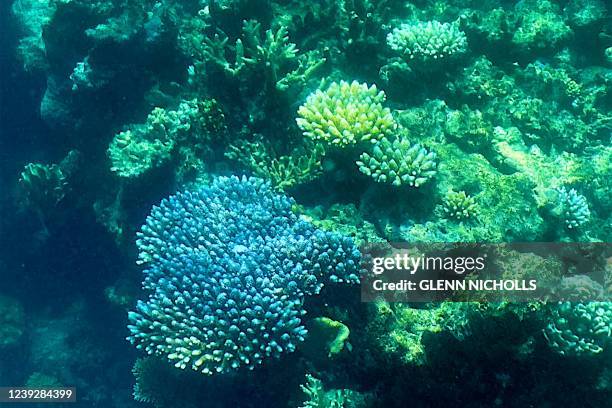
<box><xmin>296</xmin><ymin>81</ymin><xmax>396</xmax><ymax>148</ymax></box>
<box><xmin>188</xmin><ymin>19</ymin><xmax>324</xmax><ymax>96</ymax></box>
<box><xmin>225</xmin><ymin>139</ymin><xmax>325</xmax><ymax>190</ymax></box>
<box><xmin>357</xmin><ymin>137</ymin><xmax>437</xmax><ymax>187</ymax></box>
<box><xmin>127</xmin><ymin>176</ymin><xmax>360</xmax><ymax>375</ymax></box>
<box><xmin>545</xmin><ymin>302</ymin><xmax>611</xmax><ymax>356</ymax></box>
<box><xmin>386</xmin><ymin>20</ymin><xmax>467</xmax><ymax>63</ymax></box>
<box><xmin>441</xmin><ymin>190</ymin><xmax>479</xmax><ymax>221</ymax></box>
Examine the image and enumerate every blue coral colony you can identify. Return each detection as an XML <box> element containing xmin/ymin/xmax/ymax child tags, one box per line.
<box><xmin>128</xmin><ymin>177</ymin><xmax>360</xmax><ymax>374</ymax></box>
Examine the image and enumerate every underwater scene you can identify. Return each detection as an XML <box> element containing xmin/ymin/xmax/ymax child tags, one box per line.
<box><xmin>1</xmin><ymin>0</ymin><xmax>611</xmax><ymax>407</ymax></box>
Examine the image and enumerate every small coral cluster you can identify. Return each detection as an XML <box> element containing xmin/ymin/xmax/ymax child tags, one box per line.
<box><xmin>357</xmin><ymin>137</ymin><xmax>437</xmax><ymax>187</ymax></box>
<box><xmin>296</xmin><ymin>80</ymin><xmax>395</xmax><ymax>147</ymax></box>
<box><xmin>545</xmin><ymin>302</ymin><xmax>611</xmax><ymax>356</ymax></box>
<box><xmin>128</xmin><ymin>176</ymin><xmax>360</xmax><ymax>375</ymax></box>
<box><xmin>442</xmin><ymin>191</ymin><xmax>479</xmax><ymax>221</ymax></box>
<box><xmin>555</xmin><ymin>187</ymin><xmax>591</xmax><ymax>230</ymax></box>
<box><xmin>387</xmin><ymin>20</ymin><xmax>467</xmax><ymax>63</ymax></box>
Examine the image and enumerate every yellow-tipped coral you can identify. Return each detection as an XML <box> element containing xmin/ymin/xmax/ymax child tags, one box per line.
<box><xmin>296</xmin><ymin>80</ymin><xmax>396</xmax><ymax>147</ymax></box>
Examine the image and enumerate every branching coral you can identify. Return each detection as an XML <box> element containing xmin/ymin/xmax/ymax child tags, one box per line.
<box><xmin>442</xmin><ymin>191</ymin><xmax>479</xmax><ymax>221</ymax></box>
<box><xmin>299</xmin><ymin>374</ymin><xmax>371</xmax><ymax>408</ymax></box>
<box><xmin>192</xmin><ymin>19</ymin><xmax>324</xmax><ymax>95</ymax></box>
<box><xmin>387</xmin><ymin>20</ymin><xmax>467</xmax><ymax>63</ymax></box>
<box><xmin>356</xmin><ymin>137</ymin><xmax>437</xmax><ymax>187</ymax></box>
<box><xmin>296</xmin><ymin>81</ymin><xmax>395</xmax><ymax>147</ymax></box>
<box><xmin>108</xmin><ymin>98</ymin><xmax>225</xmax><ymax>178</ymax></box>
<box><xmin>18</xmin><ymin>163</ymin><xmax>68</xmax><ymax>209</ymax></box>
<box><xmin>296</xmin><ymin>80</ymin><xmax>396</xmax><ymax>147</ymax></box>
<box><xmin>127</xmin><ymin>176</ymin><xmax>360</xmax><ymax>375</ymax></box>
<box><xmin>555</xmin><ymin>187</ymin><xmax>591</xmax><ymax>230</ymax></box>
<box><xmin>544</xmin><ymin>302</ymin><xmax>611</xmax><ymax>356</ymax></box>
<box><xmin>18</xmin><ymin>150</ymin><xmax>79</xmax><ymax>213</ymax></box>
<box><xmin>225</xmin><ymin>139</ymin><xmax>325</xmax><ymax>190</ymax></box>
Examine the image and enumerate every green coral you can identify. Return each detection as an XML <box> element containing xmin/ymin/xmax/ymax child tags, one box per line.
<box><xmin>25</xmin><ymin>372</ymin><xmax>63</xmax><ymax>388</ymax></box>
<box><xmin>296</xmin><ymin>80</ymin><xmax>396</xmax><ymax>147</ymax></box>
<box><xmin>512</xmin><ymin>0</ymin><xmax>572</xmax><ymax>52</ymax></box>
<box><xmin>108</xmin><ymin>99</ymin><xmax>224</xmax><ymax>178</ymax></box>
<box><xmin>300</xmin><ymin>203</ymin><xmax>385</xmax><ymax>245</ymax></box>
<box><xmin>444</xmin><ymin>106</ymin><xmax>493</xmax><ymax>150</ymax></box>
<box><xmin>357</xmin><ymin>137</ymin><xmax>437</xmax><ymax>187</ymax></box>
<box><xmin>442</xmin><ymin>190</ymin><xmax>479</xmax><ymax>221</ymax></box>
<box><xmin>545</xmin><ymin>302</ymin><xmax>611</xmax><ymax>356</ymax></box>
<box><xmin>225</xmin><ymin>139</ymin><xmax>324</xmax><ymax>190</ymax></box>
<box><xmin>366</xmin><ymin>300</ymin><xmax>470</xmax><ymax>365</ymax></box>
<box><xmin>386</xmin><ymin>20</ymin><xmax>467</xmax><ymax>63</ymax></box>
<box><xmin>448</xmin><ymin>57</ymin><xmax>515</xmax><ymax>102</ymax></box>
<box><xmin>563</xmin><ymin>0</ymin><xmax>607</xmax><ymax>28</ymax></box>
<box><xmin>188</xmin><ymin>19</ymin><xmax>324</xmax><ymax>96</ymax></box>
<box><xmin>11</xmin><ymin>0</ymin><xmax>58</xmax><ymax>71</ymax></box>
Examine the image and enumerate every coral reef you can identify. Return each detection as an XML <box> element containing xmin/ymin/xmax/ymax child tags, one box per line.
<box><xmin>299</xmin><ymin>374</ymin><xmax>371</xmax><ymax>408</ymax></box>
<box><xmin>128</xmin><ymin>176</ymin><xmax>360</xmax><ymax>375</ymax></box>
<box><xmin>5</xmin><ymin>0</ymin><xmax>612</xmax><ymax>406</ymax></box>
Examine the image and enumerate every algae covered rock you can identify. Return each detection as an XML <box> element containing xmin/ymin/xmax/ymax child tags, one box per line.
<box><xmin>108</xmin><ymin>99</ymin><xmax>225</xmax><ymax>179</ymax></box>
<box><xmin>0</xmin><ymin>295</ymin><xmax>25</xmax><ymax>348</ymax></box>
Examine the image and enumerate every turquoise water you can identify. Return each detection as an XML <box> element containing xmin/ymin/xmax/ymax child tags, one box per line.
<box><xmin>1</xmin><ymin>1</ymin><xmax>610</xmax><ymax>407</ymax></box>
